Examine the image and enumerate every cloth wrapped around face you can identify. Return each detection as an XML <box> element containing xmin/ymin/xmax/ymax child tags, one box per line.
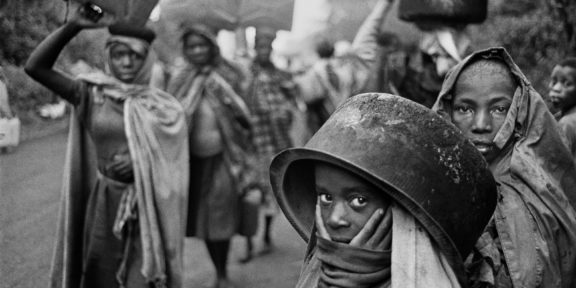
<box><xmin>270</xmin><ymin>93</ymin><xmax>498</xmax><ymax>287</ymax></box>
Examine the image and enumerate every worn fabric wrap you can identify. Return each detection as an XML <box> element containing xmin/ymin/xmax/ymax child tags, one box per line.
<box><xmin>167</xmin><ymin>26</ymin><xmax>255</xmax><ymax>238</ymax></box>
<box><xmin>49</xmin><ymin>35</ymin><xmax>189</xmax><ymax>287</ymax></box>
<box><xmin>296</xmin><ymin>205</ymin><xmax>460</xmax><ymax>288</ymax></box>
<box><xmin>433</xmin><ymin>47</ymin><xmax>576</xmax><ymax>288</ymax></box>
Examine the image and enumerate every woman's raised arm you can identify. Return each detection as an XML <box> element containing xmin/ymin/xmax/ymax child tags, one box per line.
<box><xmin>25</xmin><ymin>5</ymin><xmax>112</xmax><ymax>103</ymax></box>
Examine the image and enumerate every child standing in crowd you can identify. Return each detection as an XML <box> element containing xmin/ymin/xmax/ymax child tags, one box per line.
<box><xmin>270</xmin><ymin>93</ymin><xmax>498</xmax><ymax>287</ymax></box>
<box><xmin>433</xmin><ymin>47</ymin><xmax>576</xmax><ymax>288</ymax></box>
<box><xmin>549</xmin><ymin>57</ymin><xmax>576</xmax><ymax>161</ymax></box>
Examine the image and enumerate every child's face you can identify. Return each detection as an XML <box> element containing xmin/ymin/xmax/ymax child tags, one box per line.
<box><xmin>549</xmin><ymin>65</ymin><xmax>576</xmax><ymax>113</ymax></box>
<box><xmin>315</xmin><ymin>162</ymin><xmax>388</xmax><ymax>244</ymax></box>
<box><xmin>451</xmin><ymin>65</ymin><xmax>514</xmax><ymax>164</ymax></box>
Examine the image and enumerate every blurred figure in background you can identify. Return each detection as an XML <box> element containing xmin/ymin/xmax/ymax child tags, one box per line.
<box><xmin>365</xmin><ymin>32</ymin><xmax>409</xmax><ymax>95</ymax></box>
<box><xmin>295</xmin><ymin>0</ymin><xmax>395</xmax><ymax>133</ymax></box>
<box><xmin>549</xmin><ymin>57</ymin><xmax>576</xmax><ymax>162</ymax></box>
<box><xmin>396</xmin><ymin>27</ymin><xmax>470</xmax><ymax>108</ymax></box>
<box><xmin>167</xmin><ymin>24</ymin><xmax>253</xmax><ymax>288</ymax></box>
<box><xmin>239</xmin><ymin>26</ymin><xmax>298</xmax><ymax>262</ymax></box>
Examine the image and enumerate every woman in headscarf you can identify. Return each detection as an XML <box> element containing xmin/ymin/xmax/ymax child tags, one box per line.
<box><xmin>432</xmin><ymin>47</ymin><xmax>576</xmax><ymax>288</ymax></box>
<box><xmin>25</xmin><ymin>6</ymin><xmax>189</xmax><ymax>288</ymax></box>
<box><xmin>270</xmin><ymin>93</ymin><xmax>498</xmax><ymax>287</ymax></box>
<box><xmin>166</xmin><ymin>24</ymin><xmax>253</xmax><ymax>288</ymax></box>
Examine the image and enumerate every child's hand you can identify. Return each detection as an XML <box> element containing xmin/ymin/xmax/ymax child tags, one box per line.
<box><xmin>349</xmin><ymin>208</ymin><xmax>392</xmax><ymax>251</ymax></box>
<box><xmin>315</xmin><ymin>203</ymin><xmax>332</xmax><ymax>241</ymax></box>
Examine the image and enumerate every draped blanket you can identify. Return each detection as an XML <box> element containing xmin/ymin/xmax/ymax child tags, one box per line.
<box><xmin>433</xmin><ymin>47</ymin><xmax>576</xmax><ymax>288</ymax></box>
<box><xmin>49</xmin><ymin>73</ymin><xmax>189</xmax><ymax>288</ymax></box>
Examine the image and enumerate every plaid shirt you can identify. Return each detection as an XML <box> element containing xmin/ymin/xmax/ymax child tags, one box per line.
<box><xmin>246</xmin><ymin>62</ymin><xmax>296</xmax><ymax>157</ymax></box>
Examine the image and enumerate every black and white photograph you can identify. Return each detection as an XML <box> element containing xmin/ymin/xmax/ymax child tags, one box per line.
<box><xmin>2</xmin><ymin>0</ymin><xmax>576</xmax><ymax>287</ymax></box>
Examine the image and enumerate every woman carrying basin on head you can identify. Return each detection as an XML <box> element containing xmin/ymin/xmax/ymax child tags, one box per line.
<box><xmin>25</xmin><ymin>5</ymin><xmax>189</xmax><ymax>288</ymax></box>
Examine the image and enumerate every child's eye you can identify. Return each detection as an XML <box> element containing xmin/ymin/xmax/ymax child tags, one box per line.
<box><xmin>318</xmin><ymin>193</ymin><xmax>332</xmax><ymax>204</ymax></box>
<box><xmin>455</xmin><ymin>105</ymin><xmax>472</xmax><ymax>114</ymax></box>
<box><xmin>350</xmin><ymin>196</ymin><xmax>368</xmax><ymax>209</ymax></box>
<box><xmin>492</xmin><ymin>106</ymin><xmax>509</xmax><ymax>115</ymax></box>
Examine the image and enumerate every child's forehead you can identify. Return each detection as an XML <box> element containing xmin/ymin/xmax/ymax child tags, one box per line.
<box><xmin>553</xmin><ymin>65</ymin><xmax>576</xmax><ymax>78</ymax></box>
<box><xmin>455</xmin><ymin>60</ymin><xmax>516</xmax><ymax>91</ymax></box>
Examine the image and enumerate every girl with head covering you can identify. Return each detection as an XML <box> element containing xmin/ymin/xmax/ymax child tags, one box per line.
<box><xmin>166</xmin><ymin>23</ymin><xmax>253</xmax><ymax>288</ymax></box>
<box><xmin>25</xmin><ymin>5</ymin><xmax>189</xmax><ymax>288</ymax></box>
<box><xmin>433</xmin><ymin>47</ymin><xmax>576</xmax><ymax>288</ymax></box>
<box><xmin>270</xmin><ymin>93</ymin><xmax>498</xmax><ymax>287</ymax></box>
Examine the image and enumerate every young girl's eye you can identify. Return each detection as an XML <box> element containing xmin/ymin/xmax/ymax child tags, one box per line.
<box><xmin>492</xmin><ymin>106</ymin><xmax>509</xmax><ymax>115</ymax></box>
<box><xmin>455</xmin><ymin>105</ymin><xmax>472</xmax><ymax>114</ymax></box>
<box><xmin>350</xmin><ymin>196</ymin><xmax>368</xmax><ymax>209</ymax></box>
<box><xmin>318</xmin><ymin>193</ymin><xmax>332</xmax><ymax>204</ymax></box>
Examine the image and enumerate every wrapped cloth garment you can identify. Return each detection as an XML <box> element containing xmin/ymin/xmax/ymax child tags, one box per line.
<box><xmin>49</xmin><ymin>36</ymin><xmax>189</xmax><ymax>288</ymax></box>
<box><xmin>433</xmin><ymin>47</ymin><xmax>576</xmax><ymax>288</ymax></box>
<box><xmin>296</xmin><ymin>205</ymin><xmax>460</xmax><ymax>288</ymax></box>
<box><xmin>167</xmin><ymin>26</ymin><xmax>255</xmax><ymax>238</ymax></box>
<box><xmin>244</xmin><ymin>61</ymin><xmax>297</xmax><ymax>216</ymax></box>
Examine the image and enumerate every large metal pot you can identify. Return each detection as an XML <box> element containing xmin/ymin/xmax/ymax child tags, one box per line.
<box><xmin>270</xmin><ymin>93</ymin><xmax>497</xmax><ymax>282</ymax></box>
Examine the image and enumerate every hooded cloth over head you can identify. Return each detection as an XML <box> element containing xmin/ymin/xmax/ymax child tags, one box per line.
<box><xmin>433</xmin><ymin>47</ymin><xmax>576</xmax><ymax>288</ymax></box>
<box><xmin>271</xmin><ymin>93</ymin><xmax>497</xmax><ymax>288</ymax></box>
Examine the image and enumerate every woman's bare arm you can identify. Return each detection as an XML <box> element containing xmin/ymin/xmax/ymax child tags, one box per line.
<box><xmin>24</xmin><ymin>23</ymin><xmax>82</xmax><ymax>103</ymax></box>
<box><xmin>24</xmin><ymin>5</ymin><xmax>113</xmax><ymax>103</ymax></box>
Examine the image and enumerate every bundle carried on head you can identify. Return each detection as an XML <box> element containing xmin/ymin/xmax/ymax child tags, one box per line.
<box><xmin>399</xmin><ymin>0</ymin><xmax>488</xmax><ymax>26</ymax></box>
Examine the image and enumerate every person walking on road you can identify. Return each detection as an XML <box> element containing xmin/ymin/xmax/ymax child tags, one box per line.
<box><xmin>25</xmin><ymin>5</ymin><xmax>189</xmax><ymax>288</ymax></box>
<box><xmin>167</xmin><ymin>24</ymin><xmax>254</xmax><ymax>288</ymax></box>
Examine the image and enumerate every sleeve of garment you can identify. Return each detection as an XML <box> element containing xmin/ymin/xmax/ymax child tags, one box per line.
<box><xmin>350</xmin><ymin>0</ymin><xmax>389</xmax><ymax>69</ymax></box>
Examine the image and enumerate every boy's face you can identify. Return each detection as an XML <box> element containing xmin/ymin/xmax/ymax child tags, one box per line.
<box><xmin>451</xmin><ymin>63</ymin><xmax>515</xmax><ymax>164</ymax></box>
<box><xmin>549</xmin><ymin>65</ymin><xmax>576</xmax><ymax>113</ymax></box>
<box><xmin>315</xmin><ymin>162</ymin><xmax>388</xmax><ymax>244</ymax></box>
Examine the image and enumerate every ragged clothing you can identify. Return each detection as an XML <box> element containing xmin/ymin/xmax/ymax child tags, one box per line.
<box><xmin>243</xmin><ymin>61</ymin><xmax>297</xmax><ymax>215</ymax></box>
<box><xmin>296</xmin><ymin>205</ymin><xmax>460</xmax><ymax>288</ymax></box>
<box><xmin>49</xmin><ymin>35</ymin><xmax>189</xmax><ymax>288</ymax></box>
<box><xmin>50</xmin><ymin>77</ymin><xmax>189</xmax><ymax>288</ymax></box>
<box><xmin>433</xmin><ymin>47</ymin><xmax>576</xmax><ymax>288</ymax></box>
<box><xmin>167</xmin><ymin>29</ymin><xmax>254</xmax><ymax>238</ymax></box>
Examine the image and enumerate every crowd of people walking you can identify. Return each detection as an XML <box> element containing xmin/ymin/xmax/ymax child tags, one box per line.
<box><xmin>20</xmin><ymin>0</ymin><xmax>576</xmax><ymax>287</ymax></box>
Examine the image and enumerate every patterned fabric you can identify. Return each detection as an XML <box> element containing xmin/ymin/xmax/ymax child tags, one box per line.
<box><xmin>246</xmin><ymin>62</ymin><xmax>295</xmax><ymax>156</ymax></box>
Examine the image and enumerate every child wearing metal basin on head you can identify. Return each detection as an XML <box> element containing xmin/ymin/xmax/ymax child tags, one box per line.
<box><xmin>270</xmin><ymin>93</ymin><xmax>498</xmax><ymax>287</ymax></box>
